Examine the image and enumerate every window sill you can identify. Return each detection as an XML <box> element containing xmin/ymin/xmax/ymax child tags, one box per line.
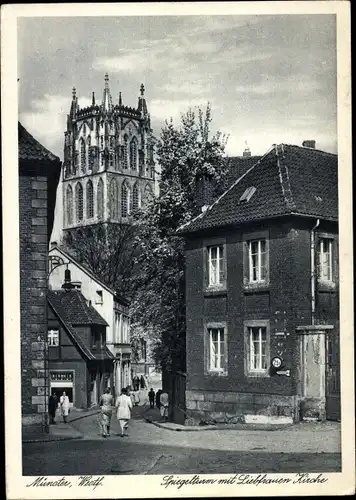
<box><xmin>206</xmin><ymin>370</ymin><xmax>228</xmax><ymax>377</ymax></box>
<box><xmin>244</xmin><ymin>283</ymin><xmax>270</xmax><ymax>293</ymax></box>
<box><xmin>204</xmin><ymin>287</ymin><xmax>227</xmax><ymax>297</ymax></box>
<box><xmin>318</xmin><ymin>281</ymin><xmax>337</xmax><ymax>292</ymax></box>
<box><xmin>246</xmin><ymin>372</ymin><xmax>270</xmax><ymax>378</ymax></box>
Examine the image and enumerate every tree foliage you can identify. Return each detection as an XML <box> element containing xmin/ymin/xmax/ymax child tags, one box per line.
<box><xmin>131</xmin><ymin>103</ymin><xmax>228</xmax><ymax>373</ymax></box>
<box><xmin>63</xmin><ymin>223</ymin><xmax>138</xmax><ymax>297</ymax></box>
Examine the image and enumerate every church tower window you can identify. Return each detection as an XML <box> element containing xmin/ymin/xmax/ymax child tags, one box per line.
<box><xmin>80</xmin><ymin>139</ymin><xmax>86</xmax><ymax>173</ymax></box>
<box><xmin>97</xmin><ymin>178</ymin><xmax>104</xmax><ymax>220</ymax></box>
<box><xmin>130</xmin><ymin>137</ymin><xmax>138</xmax><ymax>170</ymax></box>
<box><xmin>144</xmin><ymin>183</ymin><xmax>153</xmax><ymax>206</ymax></box>
<box><xmin>87</xmin><ymin>136</ymin><xmax>91</xmax><ymax>169</ymax></box>
<box><xmin>123</xmin><ymin>135</ymin><xmax>129</xmax><ymax>169</ymax></box>
<box><xmin>66</xmin><ymin>185</ymin><xmax>73</xmax><ymax>225</ymax></box>
<box><xmin>75</xmin><ymin>182</ymin><xmax>84</xmax><ymax>222</ymax></box>
<box><xmin>121</xmin><ymin>181</ymin><xmax>130</xmax><ymax>217</ymax></box>
<box><xmin>132</xmin><ymin>182</ymin><xmax>139</xmax><ymax>211</ymax></box>
<box><xmin>86</xmin><ymin>180</ymin><xmax>94</xmax><ymax>219</ymax></box>
<box><xmin>109</xmin><ymin>178</ymin><xmax>119</xmax><ymax>219</ymax></box>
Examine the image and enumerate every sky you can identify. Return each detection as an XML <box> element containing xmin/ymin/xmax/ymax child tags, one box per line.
<box><xmin>18</xmin><ymin>14</ymin><xmax>337</xmax><ymax>160</ymax></box>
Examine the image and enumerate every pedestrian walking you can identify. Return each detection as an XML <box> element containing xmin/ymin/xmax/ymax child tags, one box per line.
<box><xmin>48</xmin><ymin>393</ymin><xmax>58</xmax><ymax>424</ymax></box>
<box><xmin>140</xmin><ymin>375</ymin><xmax>146</xmax><ymax>389</ymax></box>
<box><xmin>115</xmin><ymin>387</ymin><xmax>133</xmax><ymax>437</ymax></box>
<box><xmin>133</xmin><ymin>389</ymin><xmax>140</xmax><ymax>406</ymax></box>
<box><xmin>160</xmin><ymin>391</ymin><xmax>169</xmax><ymax>422</ymax></box>
<box><xmin>148</xmin><ymin>388</ymin><xmax>155</xmax><ymax>409</ymax></box>
<box><xmin>59</xmin><ymin>391</ymin><xmax>70</xmax><ymax>423</ymax></box>
<box><xmin>127</xmin><ymin>385</ymin><xmax>135</xmax><ymax>406</ymax></box>
<box><xmin>99</xmin><ymin>387</ymin><xmax>113</xmax><ymax>438</ymax></box>
<box><xmin>156</xmin><ymin>389</ymin><xmax>163</xmax><ymax>409</ymax></box>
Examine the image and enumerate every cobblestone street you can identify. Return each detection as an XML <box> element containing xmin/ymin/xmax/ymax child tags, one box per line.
<box><xmin>22</xmin><ymin>405</ymin><xmax>341</xmax><ymax>476</ymax></box>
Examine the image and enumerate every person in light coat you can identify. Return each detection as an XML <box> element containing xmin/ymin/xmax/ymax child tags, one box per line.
<box><xmin>59</xmin><ymin>391</ymin><xmax>70</xmax><ymax>423</ymax></box>
<box><xmin>115</xmin><ymin>387</ymin><xmax>133</xmax><ymax>437</ymax></box>
<box><xmin>99</xmin><ymin>387</ymin><xmax>114</xmax><ymax>438</ymax></box>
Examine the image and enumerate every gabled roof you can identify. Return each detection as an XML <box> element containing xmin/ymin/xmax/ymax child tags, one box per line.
<box><xmin>48</xmin><ymin>290</ymin><xmax>114</xmax><ymax>361</ymax></box>
<box><xmin>179</xmin><ymin>144</ymin><xmax>338</xmax><ymax>234</ymax></box>
<box><xmin>49</xmin><ymin>245</ymin><xmax>130</xmax><ymax>306</ymax></box>
<box><xmin>48</xmin><ymin>289</ymin><xmax>108</xmax><ymax>326</ymax></box>
<box><xmin>18</xmin><ymin>122</ymin><xmax>60</xmax><ymax>163</ymax></box>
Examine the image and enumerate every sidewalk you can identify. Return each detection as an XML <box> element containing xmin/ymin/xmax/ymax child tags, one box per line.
<box><xmin>22</xmin><ymin>408</ymin><xmax>99</xmax><ymax>443</ymax></box>
<box><xmin>142</xmin><ymin>404</ymin><xmax>341</xmax><ymax>434</ymax></box>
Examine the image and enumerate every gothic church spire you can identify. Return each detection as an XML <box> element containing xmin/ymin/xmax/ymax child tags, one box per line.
<box><xmin>102</xmin><ymin>73</ymin><xmax>113</xmax><ymax>112</ymax></box>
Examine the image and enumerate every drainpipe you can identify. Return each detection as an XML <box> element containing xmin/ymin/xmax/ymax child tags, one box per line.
<box><xmin>311</xmin><ymin>219</ymin><xmax>320</xmax><ymax>325</ymax></box>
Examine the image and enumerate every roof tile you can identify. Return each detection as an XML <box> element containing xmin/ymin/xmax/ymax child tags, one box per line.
<box><xmin>18</xmin><ymin>122</ymin><xmax>60</xmax><ymax>163</ymax></box>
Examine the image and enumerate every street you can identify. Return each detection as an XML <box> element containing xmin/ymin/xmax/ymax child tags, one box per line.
<box><xmin>22</xmin><ymin>406</ymin><xmax>341</xmax><ymax>476</ymax></box>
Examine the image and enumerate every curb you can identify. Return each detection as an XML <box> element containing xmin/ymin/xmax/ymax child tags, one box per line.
<box><xmin>69</xmin><ymin>410</ymin><xmax>100</xmax><ymax>423</ymax></box>
<box><xmin>145</xmin><ymin>418</ymin><xmax>294</xmax><ymax>432</ymax></box>
<box><xmin>23</xmin><ymin>433</ymin><xmax>83</xmax><ymax>444</ymax></box>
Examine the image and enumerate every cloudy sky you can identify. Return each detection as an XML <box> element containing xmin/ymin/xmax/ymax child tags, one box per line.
<box><xmin>18</xmin><ymin>14</ymin><xmax>337</xmax><ymax>159</ymax></box>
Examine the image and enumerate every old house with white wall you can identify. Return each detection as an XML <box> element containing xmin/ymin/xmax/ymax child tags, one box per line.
<box><xmin>48</xmin><ymin>244</ymin><xmax>131</xmax><ymax>396</ymax></box>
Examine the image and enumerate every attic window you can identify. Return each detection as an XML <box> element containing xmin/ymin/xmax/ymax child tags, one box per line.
<box><xmin>95</xmin><ymin>290</ymin><xmax>103</xmax><ymax>305</ymax></box>
<box><xmin>239</xmin><ymin>186</ymin><xmax>256</xmax><ymax>203</ymax></box>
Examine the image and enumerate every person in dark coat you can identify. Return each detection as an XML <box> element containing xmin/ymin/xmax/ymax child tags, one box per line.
<box><xmin>140</xmin><ymin>375</ymin><xmax>146</xmax><ymax>389</ymax></box>
<box><xmin>156</xmin><ymin>389</ymin><xmax>163</xmax><ymax>409</ymax></box>
<box><xmin>48</xmin><ymin>393</ymin><xmax>58</xmax><ymax>424</ymax></box>
<box><xmin>133</xmin><ymin>376</ymin><xmax>140</xmax><ymax>391</ymax></box>
<box><xmin>148</xmin><ymin>388</ymin><xmax>155</xmax><ymax>408</ymax></box>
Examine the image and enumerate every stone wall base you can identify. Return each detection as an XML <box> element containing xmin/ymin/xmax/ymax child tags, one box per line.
<box><xmin>299</xmin><ymin>396</ymin><xmax>326</xmax><ymax>421</ymax></box>
<box><xmin>185</xmin><ymin>390</ymin><xmax>299</xmax><ymax>425</ymax></box>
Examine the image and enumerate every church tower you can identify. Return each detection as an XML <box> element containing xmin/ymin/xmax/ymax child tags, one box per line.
<box><xmin>60</xmin><ymin>74</ymin><xmax>155</xmax><ymax>237</ymax></box>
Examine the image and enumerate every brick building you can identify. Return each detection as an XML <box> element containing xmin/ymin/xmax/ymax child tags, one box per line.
<box><xmin>47</xmin><ymin>287</ymin><xmax>114</xmax><ymax>408</ymax></box>
<box><xmin>178</xmin><ymin>142</ymin><xmax>339</xmax><ymax>425</ymax></box>
<box><xmin>19</xmin><ymin>122</ymin><xmax>61</xmax><ymax>429</ymax></box>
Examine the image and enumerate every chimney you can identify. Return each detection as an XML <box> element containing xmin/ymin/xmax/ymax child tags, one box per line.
<box><xmin>62</xmin><ymin>268</ymin><xmax>75</xmax><ymax>290</ymax></box>
<box><xmin>302</xmin><ymin>140</ymin><xmax>316</xmax><ymax>149</ymax></box>
<box><xmin>243</xmin><ymin>141</ymin><xmax>251</xmax><ymax>157</ymax></box>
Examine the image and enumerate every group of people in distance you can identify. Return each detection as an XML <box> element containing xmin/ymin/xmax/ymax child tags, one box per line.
<box><xmin>148</xmin><ymin>388</ymin><xmax>169</xmax><ymax>421</ymax></box>
<box><xmin>48</xmin><ymin>391</ymin><xmax>70</xmax><ymax>425</ymax></box>
<box><xmin>48</xmin><ymin>382</ymin><xmax>170</xmax><ymax>437</ymax></box>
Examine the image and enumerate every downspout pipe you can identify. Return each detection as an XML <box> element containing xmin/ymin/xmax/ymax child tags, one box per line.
<box><xmin>311</xmin><ymin>219</ymin><xmax>320</xmax><ymax>325</ymax></box>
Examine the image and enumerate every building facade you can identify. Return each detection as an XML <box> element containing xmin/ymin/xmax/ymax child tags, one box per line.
<box><xmin>47</xmin><ymin>289</ymin><xmax>114</xmax><ymax>408</ymax></box>
<box><xmin>179</xmin><ymin>142</ymin><xmax>339</xmax><ymax>425</ymax></box>
<box><xmin>55</xmin><ymin>74</ymin><xmax>155</xmax><ymax>242</ymax></box>
<box><xmin>48</xmin><ymin>244</ymin><xmax>131</xmax><ymax>396</ymax></box>
<box><xmin>18</xmin><ymin>123</ymin><xmax>61</xmax><ymax>429</ymax></box>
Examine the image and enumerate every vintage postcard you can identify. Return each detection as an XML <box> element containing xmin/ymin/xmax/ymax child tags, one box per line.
<box><xmin>2</xmin><ymin>1</ymin><xmax>354</xmax><ymax>499</ymax></box>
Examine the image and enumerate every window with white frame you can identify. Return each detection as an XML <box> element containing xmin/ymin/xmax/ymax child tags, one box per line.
<box><xmin>48</xmin><ymin>329</ymin><xmax>59</xmax><ymax>347</ymax></box>
<box><xmin>319</xmin><ymin>238</ymin><xmax>333</xmax><ymax>282</ymax></box>
<box><xmin>248</xmin><ymin>239</ymin><xmax>267</xmax><ymax>283</ymax></box>
<box><xmin>208</xmin><ymin>245</ymin><xmax>225</xmax><ymax>287</ymax></box>
<box><xmin>248</xmin><ymin>326</ymin><xmax>268</xmax><ymax>373</ymax></box>
<box><xmin>208</xmin><ymin>327</ymin><xmax>226</xmax><ymax>372</ymax></box>
<box><xmin>122</xmin><ymin>315</ymin><xmax>130</xmax><ymax>343</ymax></box>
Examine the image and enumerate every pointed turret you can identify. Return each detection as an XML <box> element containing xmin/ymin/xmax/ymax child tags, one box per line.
<box><xmin>138</xmin><ymin>83</ymin><xmax>148</xmax><ymax>115</ymax></box>
<box><xmin>102</xmin><ymin>73</ymin><xmax>113</xmax><ymax>112</ymax></box>
<box><xmin>70</xmin><ymin>87</ymin><xmax>78</xmax><ymax>117</ymax></box>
